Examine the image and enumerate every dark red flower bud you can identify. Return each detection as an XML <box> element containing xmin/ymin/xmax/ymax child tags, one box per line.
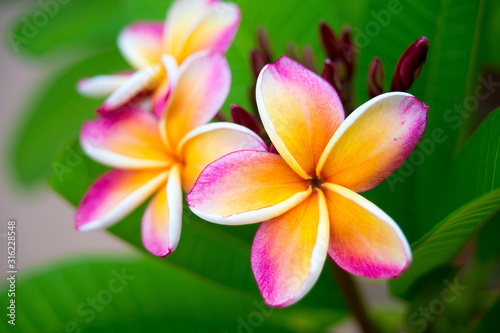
<box><xmin>302</xmin><ymin>45</ymin><xmax>316</xmax><ymax>72</ymax></box>
<box><xmin>257</xmin><ymin>28</ymin><xmax>273</xmax><ymax>64</ymax></box>
<box><xmin>391</xmin><ymin>37</ymin><xmax>429</xmax><ymax>91</ymax></box>
<box><xmin>230</xmin><ymin>104</ymin><xmax>262</xmax><ymax>136</ymax></box>
<box><xmin>250</xmin><ymin>48</ymin><xmax>267</xmax><ymax>80</ymax></box>
<box><xmin>321</xmin><ymin>59</ymin><xmax>342</xmax><ymax>95</ymax></box>
<box><xmin>339</xmin><ymin>25</ymin><xmax>355</xmax><ymax>76</ymax></box>
<box><xmin>367</xmin><ymin>57</ymin><xmax>384</xmax><ymax>98</ymax></box>
<box><xmin>269</xmin><ymin>143</ymin><xmax>279</xmax><ymax>154</ymax></box>
<box><xmin>319</xmin><ymin>21</ymin><xmax>341</xmax><ymax>60</ymax></box>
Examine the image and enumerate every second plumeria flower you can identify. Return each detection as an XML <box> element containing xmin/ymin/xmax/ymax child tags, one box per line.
<box><xmin>187</xmin><ymin>56</ymin><xmax>428</xmax><ymax>307</ymax></box>
<box><xmin>75</xmin><ymin>53</ymin><xmax>267</xmax><ymax>257</ymax></box>
<box><xmin>78</xmin><ymin>0</ymin><xmax>241</xmax><ymax>114</ymax></box>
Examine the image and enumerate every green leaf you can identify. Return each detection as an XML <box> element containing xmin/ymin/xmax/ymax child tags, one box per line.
<box><xmin>477</xmin><ymin>297</ymin><xmax>500</xmax><ymax>333</ymax></box>
<box><xmin>6</xmin><ymin>0</ymin><xmax>169</xmax><ymax>56</ymax></box>
<box><xmin>477</xmin><ymin>211</ymin><xmax>500</xmax><ymax>262</ymax></box>
<box><xmin>0</xmin><ymin>255</ymin><xmax>344</xmax><ymax>333</ymax></box>
<box><xmin>8</xmin><ymin>49</ymin><xmax>127</xmax><ymax>185</ymax></box>
<box><xmin>389</xmin><ymin>188</ymin><xmax>500</xmax><ymax>297</ymax></box>
<box><xmin>49</xmin><ymin>140</ymin><xmax>347</xmax><ymax>310</ymax></box>
<box><xmin>444</xmin><ymin>108</ymin><xmax>500</xmax><ymax>215</ymax></box>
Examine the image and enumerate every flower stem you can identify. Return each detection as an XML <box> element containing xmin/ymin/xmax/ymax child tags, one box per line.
<box><xmin>329</xmin><ymin>261</ymin><xmax>378</xmax><ymax>333</ymax></box>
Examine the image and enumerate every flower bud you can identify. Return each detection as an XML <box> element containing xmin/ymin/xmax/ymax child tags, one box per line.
<box><xmin>257</xmin><ymin>28</ymin><xmax>273</xmax><ymax>64</ymax></box>
<box><xmin>321</xmin><ymin>59</ymin><xmax>342</xmax><ymax>95</ymax></box>
<box><xmin>367</xmin><ymin>57</ymin><xmax>384</xmax><ymax>98</ymax></box>
<box><xmin>339</xmin><ymin>25</ymin><xmax>355</xmax><ymax>76</ymax></box>
<box><xmin>391</xmin><ymin>37</ymin><xmax>429</xmax><ymax>91</ymax></box>
<box><xmin>286</xmin><ymin>42</ymin><xmax>300</xmax><ymax>62</ymax></box>
<box><xmin>269</xmin><ymin>143</ymin><xmax>279</xmax><ymax>154</ymax></box>
<box><xmin>319</xmin><ymin>21</ymin><xmax>341</xmax><ymax>60</ymax></box>
<box><xmin>302</xmin><ymin>45</ymin><xmax>316</xmax><ymax>72</ymax></box>
<box><xmin>250</xmin><ymin>49</ymin><xmax>267</xmax><ymax>80</ymax></box>
<box><xmin>230</xmin><ymin>104</ymin><xmax>262</xmax><ymax>136</ymax></box>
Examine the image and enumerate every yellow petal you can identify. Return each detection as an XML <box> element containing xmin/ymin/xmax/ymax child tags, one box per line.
<box><xmin>256</xmin><ymin>56</ymin><xmax>344</xmax><ymax>178</ymax></box>
<box><xmin>251</xmin><ymin>190</ymin><xmax>329</xmax><ymax>306</ymax></box>
<box><xmin>179</xmin><ymin>122</ymin><xmax>267</xmax><ymax>192</ymax></box>
<box><xmin>317</xmin><ymin>92</ymin><xmax>428</xmax><ymax>192</ymax></box>
<box><xmin>187</xmin><ymin>150</ymin><xmax>311</xmax><ymax>225</ymax></box>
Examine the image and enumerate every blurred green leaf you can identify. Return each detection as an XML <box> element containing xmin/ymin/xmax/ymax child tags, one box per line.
<box><xmin>0</xmin><ymin>255</ymin><xmax>344</xmax><ymax>333</ymax></box>
<box><xmin>444</xmin><ymin>108</ymin><xmax>500</xmax><ymax>215</ymax></box>
<box><xmin>6</xmin><ymin>0</ymin><xmax>170</xmax><ymax>56</ymax></box>
<box><xmin>8</xmin><ymin>48</ymin><xmax>127</xmax><ymax>185</ymax></box>
<box><xmin>389</xmin><ymin>188</ymin><xmax>500</xmax><ymax>298</ymax></box>
<box><xmin>477</xmin><ymin>296</ymin><xmax>500</xmax><ymax>333</ymax></box>
<box><xmin>49</xmin><ymin>140</ymin><xmax>347</xmax><ymax>309</ymax></box>
<box><xmin>477</xmin><ymin>212</ymin><xmax>500</xmax><ymax>262</ymax></box>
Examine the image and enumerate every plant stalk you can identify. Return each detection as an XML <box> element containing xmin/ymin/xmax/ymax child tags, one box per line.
<box><xmin>329</xmin><ymin>261</ymin><xmax>378</xmax><ymax>333</ymax></box>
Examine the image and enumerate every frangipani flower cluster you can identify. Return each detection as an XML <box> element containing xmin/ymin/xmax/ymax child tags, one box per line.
<box><xmin>187</xmin><ymin>56</ymin><xmax>428</xmax><ymax>306</ymax></box>
<box><xmin>75</xmin><ymin>0</ymin><xmax>429</xmax><ymax>309</ymax></box>
<box><xmin>77</xmin><ymin>52</ymin><xmax>266</xmax><ymax>257</ymax></box>
<box><xmin>78</xmin><ymin>0</ymin><xmax>240</xmax><ymax>115</ymax></box>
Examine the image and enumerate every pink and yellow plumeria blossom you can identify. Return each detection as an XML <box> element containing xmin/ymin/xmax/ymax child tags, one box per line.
<box><xmin>187</xmin><ymin>56</ymin><xmax>428</xmax><ymax>307</ymax></box>
<box><xmin>75</xmin><ymin>53</ymin><xmax>267</xmax><ymax>257</ymax></box>
<box><xmin>77</xmin><ymin>0</ymin><xmax>240</xmax><ymax>114</ymax></box>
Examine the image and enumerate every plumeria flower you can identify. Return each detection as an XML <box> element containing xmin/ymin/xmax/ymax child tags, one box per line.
<box><xmin>75</xmin><ymin>53</ymin><xmax>267</xmax><ymax>257</ymax></box>
<box><xmin>77</xmin><ymin>0</ymin><xmax>241</xmax><ymax>114</ymax></box>
<box><xmin>187</xmin><ymin>56</ymin><xmax>428</xmax><ymax>306</ymax></box>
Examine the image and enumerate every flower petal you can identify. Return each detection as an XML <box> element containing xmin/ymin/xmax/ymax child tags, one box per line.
<box><xmin>77</xmin><ymin>73</ymin><xmax>131</xmax><ymax>98</ymax></box>
<box><xmin>187</xmin><ymin>150</ymin><xmax>311</xmax><ymax>225</ymax></box>
<box><xmin>179</xmin><ymin>122</ymin><xmax>267</xmax><ymax>192</ymax></box>
<box><xmin>142</xmin><ymin>164</ymin><xmax>183</xmax><ymax>257</ymax></box>
<box><xmin>323</xmin><ymin>183</ymin><xmax>411</xmax><ymax>278</ymax></box>
<box><xmin>317</xmin><ymin>92</ymin><xmax>428</xmax><ymax>192</ymax></box>
<box><xmin>160</xmin><ymin>52</ymin><xmax>230</xmax><ymax>149</ymax></box>
<box><xmin>256</xmin><ymin>56</ymin><xmax>344</xmax><ymax>179</ymax></box>
<box><xmin>118</xmin><ymin>22</ymin><xmax>164</xmax><ymax>69</ymax></box>
<box><xmin>81</xmin><ymin>109</ymin><xmax>175</xmax><ymax>169</ymax></box>
<box><xmin>100</xmin><ymin>64</ymin><xmax>164</xmax><ymax>113</ymax></box>
<box><xmin>163</xmin><ymin>0</ymin><xmax>214</xmax><ymax>60</ymax></box>
<box><xmin>251</xmin><ymin>190</ymin><xmax>329</xmax><ymax>307</ymax></box>
<box><xmin>76</xmin><ymin>169</ymin><xmax>169</xmax><ymax>231</ymax></box>
<box><xmin>177</xmin><ymin>2</ymin><xmax>241</xmax><ymax>62</ymax></box>
<box><xmin>153</xmin><ymin>55</ymin><xmax>179</xmax><ymax>118</ymax></box>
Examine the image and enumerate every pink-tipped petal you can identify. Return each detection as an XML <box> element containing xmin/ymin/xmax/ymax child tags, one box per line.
<box><xmin>160</xmin><ymin>52</ymin><xmax>230</xmax><ymax>148</ymax></box>
<box><xmin>176</xmin><ymin>2</ymin><xmax>241</xmax><ymax>62</ymax></box>
<box><xmin>153</xmin><ymin>55</ymin><xmax>179</xmax><ymax>118</ymax></box>
<box><xmin>324</xmin><ymin>183</ymin><xmax>412</xmax><ymax>278</ymax></box>
<box><xmin>179</xmin><ymin>122</ymin><xmax>267</xmax><ymax>192</ymax></box>
<box><xmin>101</xmin><ymin>64</ymin><xmax>164</xmax><ymax>113</ymax></box>
<box><xmin>251</xmin><ymin>190</ymin><xmax>329</xmax><ymax>307</ymax></box>
<box><xmin>118</xmin><ymin>22</ymin><xmax>164</xmax><ymax>69</ymax></box>
<box><xmin>317</xmin><ymin>92</ymin><xmax>428</xmax><ymax>192</ymax></box>
<box><xmin>163</xmin><ymin>0</ymin><xmax>215</xmax><ymax>60</ymax></box>
<box><xmin>77</xmin><ymin>73</ymin><xmax>131</xmax><ymax>98</ymax></box>
<box><xmin>142</xmin><ymin>165</ymin><xmax>183</xmax><ymax>257</ymax></box>
<box><xmin>187</xmin><ymin>150</ymin><xmax>311</xmax><ymax>225</ymax></box>
<box><xmin>76</xmin><ymin>170</ymin><xmax>169</xmax><ymax>231</ymax></box>
<box><xmin>80</xmin><ymin>109</ymin><xmax>175</xmax><ymax>169</ymax></box>
<box><xmin>256</xmin><ymin>56</ymin><xmax>344</xmax><ymax>179</ymax></box>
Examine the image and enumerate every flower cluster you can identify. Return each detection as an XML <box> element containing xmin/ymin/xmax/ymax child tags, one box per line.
<box><xmin>76</xmin><ymin>0</ymin><xmax>429</xmax><ymax>307</ymax></box>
